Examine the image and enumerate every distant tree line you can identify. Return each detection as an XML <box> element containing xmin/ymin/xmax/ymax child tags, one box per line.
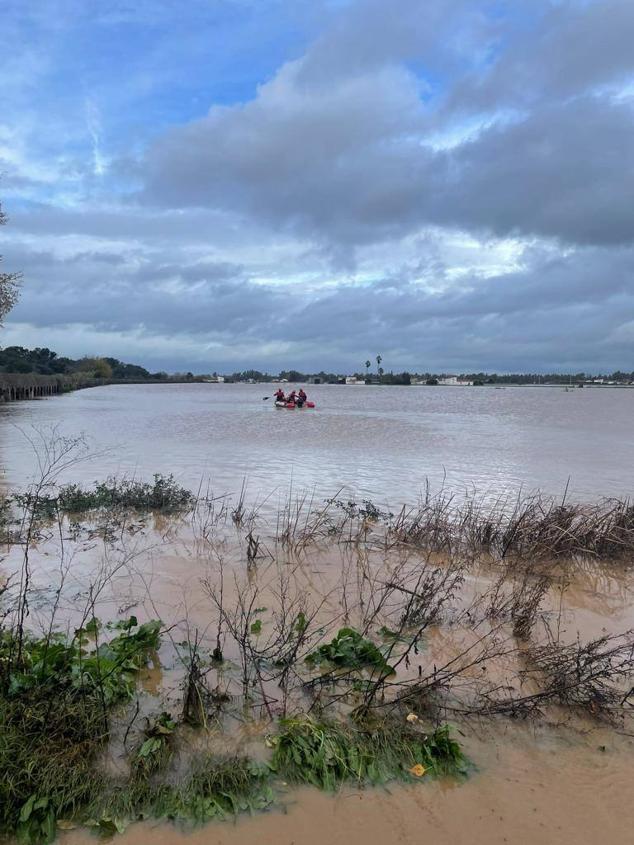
<box><xmin>457</xmin><ymin>371</ymin><xmax>634</xmax><ymax>384</ymax></box>
<box><xmin>224</xmin><ymin>369</ymin><xmax>634</xmax><ymax>385</ymax></box>
<box><xmin>1</xmin><ymin>347</ymin><xmax>631</xmax><ymax>386</ymax></box>
<box><xmin>0</xmin><ymin>346</ymin><xmax>167</xmax><ymax>380</ymax></box>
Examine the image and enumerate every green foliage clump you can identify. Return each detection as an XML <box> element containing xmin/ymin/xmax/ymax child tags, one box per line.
<box><xmin>132</xmin><ymin>711</ymin><xmax>176</xmax><ymax>778</ymax></box>
<box><xmin>0</xmin><ymin>609</ymin><xmax>468</xmax><ymax>844</ymax></box>
<box><xmin>175</xmin><ymin>756</ymin><xmax>274</xmax><ymax>822</ymax></box>
<box><xmin>271</xmin><ymin>717</ymin><xmax>467</xmax><ymax>790</ymax></box>
<box><xmin>305</xmin><ymin>627</ymin><xmax>395</xmax><ymax>675</ymax></box>
<box><xmin>14</xmin><ymin>474</ymin><xmax>195</xmax><ymax>518</ymax></box>
<box><xmin>3</xmin><ymin>617</ymin><xmax>161</xmax><ymax>702</ymax></box>
<box><xmin>0</xmin><ymin>618</ymin><xmax>161</xmax><ymax>843</ymax></box>
<box><xmin>85</xmin><ymin>754</ymin><xmax>274</xmax><ymax>835</ymax></box>
<box><xmin>0</xmin><ymin>345</ymin><xmax>156</xmax><ymax>379</ymax></box>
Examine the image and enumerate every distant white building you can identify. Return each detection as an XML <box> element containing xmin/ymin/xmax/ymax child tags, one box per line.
<box><xmin>438</xmin><ymin>376</ymin><xmax>473</xmax><ymax>386</ymax></box>
<box><xmin>345</xmin><ymin>376</ymin><xmax>366</xmax><ymax>385</ymax></box>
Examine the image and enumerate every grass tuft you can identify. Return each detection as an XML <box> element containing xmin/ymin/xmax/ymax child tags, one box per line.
<box><xmin>270</xmin><ymin>716</ymin><xmax>467</xmax><ymax>790</ymax></box>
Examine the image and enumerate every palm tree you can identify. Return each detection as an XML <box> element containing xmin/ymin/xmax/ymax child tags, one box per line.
<box><xmin>376</xmin><ymin>354</ymin><xmax>382</xmax><ymax>376</ymax></box>
<box><xmin>365</xmin><ymin>360</ymin><xmax>371</xmax><ymax>378</ymax></box>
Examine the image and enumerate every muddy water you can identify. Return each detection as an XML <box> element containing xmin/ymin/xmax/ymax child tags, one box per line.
<box><xmin>61</xmin><ymin>724</ymin><xmax>634</xmax><ymax>845</ymax></box>
<box><xmin>3</xmin><ymin>383</ymin><xmax>634</xmax><ymax>844</ymax></box>
<box><xmin>8</xmin><ymin>513</ymin><xmax>634</xmax><ymax>845</ymax></box>
<box><xmin>1</xmin><ymin>383</ymin><xmax>634</xmax><ymax>506</ymax></box>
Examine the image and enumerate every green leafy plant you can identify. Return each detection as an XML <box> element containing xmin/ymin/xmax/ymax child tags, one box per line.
<box><xmin>133</xmin><ymin>712</ymin><xmax>176</xmax><ymax>777</ymax></box>
<box><xmin>0</xmin><ymin>619</ymin><xmax>161</xmax><ymax>844</ymax></box>
<box><xmin>305</xmin><ymin>627</ymin><xmax>394</xmax><ymax>675</ymax></box>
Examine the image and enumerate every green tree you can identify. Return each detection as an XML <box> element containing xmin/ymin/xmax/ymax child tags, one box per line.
<box><xmin>93</xmin><ymin>358</ymin><xmax>113</xmax><ymax>379</ymax></box>
<box><xmin>0</xmin><ymin>201</ymin><xmax>21</xmax><ymax>325</ymax></box>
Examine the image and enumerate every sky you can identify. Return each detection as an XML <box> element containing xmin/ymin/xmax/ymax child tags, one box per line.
<box><xmin>1</xmin><ymin>0</ymin><xmax>633</xmax><ymax>374</ymax></box>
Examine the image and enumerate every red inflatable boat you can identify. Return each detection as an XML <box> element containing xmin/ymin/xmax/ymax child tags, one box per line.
<box><xmin>275</xmin><ymin>400</ymin><xmax>315</xmax><ymax>409</ymax></box>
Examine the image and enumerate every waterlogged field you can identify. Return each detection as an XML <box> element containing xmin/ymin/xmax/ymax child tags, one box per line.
<box><xmin>2</xmin><ymin>382</ymin><xmax>634</xmax><ymax>503</ymax></box>
<box><xmin>0</xmin><ymin>433</ymin><xmax>633</xmax><ymax>845</ymax></box>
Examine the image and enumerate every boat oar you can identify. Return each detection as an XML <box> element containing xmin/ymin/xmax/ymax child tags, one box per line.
<box><xmin>262</xmin><ymin>396</ymin><xmax>270</xmax><ymax>400</ymax></box>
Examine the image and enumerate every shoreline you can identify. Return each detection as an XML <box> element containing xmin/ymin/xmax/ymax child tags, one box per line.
<box><xmin>2</xmin><ymin>374</ymin><xmax>634</xmax><ymax>406</ymax></box>
<box><xmin>0</xmin><ymin>374</ymin><xmax>215</xmax><ymax>403</ymax></box>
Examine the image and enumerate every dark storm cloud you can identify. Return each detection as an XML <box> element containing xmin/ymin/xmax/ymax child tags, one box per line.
<box><xmin>137</xmin><ymin>0</ymin><xmax>634</xmax><ymax>253</ymax></box>
<box><xmin>448</xmin><ymin>0</ymin><xmax>634</xmax><ymax>109</ymax></box>
<box><xmin>139</xmin><ymin>61</ymin><xmax>430</xmax><ymax>245</ymax></box>
<box><xmin>284</xmin><ymin>244</ymin><xmax>634</xmax><ymax>342</ymax></box>
<box><xmin>9</xmin><ymin>232</ymin><xmax>634</xmax><ymax>373</ymax></box>
<box><xmin>431</xmin><ymin>97</ymin><xmax>634</xmax><ymax>246</ymax></box>
<box><xmin>286</xmin><ymin>242</ymin><xmax>634</xmax><ymax>373</ymax></box>
<box><xmin>9</xmin><ymin>204</ymin><xmax>248</xmax><ymax>245</ymax></box>
<box><xmin>9</xmin><ymin>247</ymin><xmax>281</xmax><ymax>337</ymax></box>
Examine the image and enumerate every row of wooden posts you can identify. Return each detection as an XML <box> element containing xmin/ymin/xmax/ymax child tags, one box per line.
<box><xmin>0</xmin><ymin>374</ymin><xmax>200</xmax><ymax>403</ymax></box>
<box><xmin>0</xmin><ymin>382</ymin><xmax>61</xmax><ymax>402</ymax></box>
<box><xmin>0</xmin><ymin>374</ymin><xmax>79</xmax><ymax>403</ymax></box>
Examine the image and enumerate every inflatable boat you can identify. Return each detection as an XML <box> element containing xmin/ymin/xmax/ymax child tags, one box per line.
<box><xmin>275</xmin><ymin>400</ymin><xmax>315</xmax><ymax>409</ymax></box>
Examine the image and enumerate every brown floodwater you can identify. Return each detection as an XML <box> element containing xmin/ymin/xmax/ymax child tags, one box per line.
<box><xmin>1</xmin><ymin>382</ymin><xmax>634</xmax><ymax>508</ymax></box>
<box><xmin>2</xmin><ymin>383</ymin><xmax>634</xmax><ymax>844</ymax></box>
<box><xmin>5</xmin><ymin>507</ymin><xmax>633</xmax><ymax>845</ymax></box>
<box><xmin>61</xmin><ymin>725</ymin><xmax>634</xmax><ymax>845</ymax></box>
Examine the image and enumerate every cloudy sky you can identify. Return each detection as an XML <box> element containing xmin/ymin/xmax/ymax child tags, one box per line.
<box><xmin>1</xmin><ymin>0</ymin><xmax>633</xmax><ymax>374</ymax></box>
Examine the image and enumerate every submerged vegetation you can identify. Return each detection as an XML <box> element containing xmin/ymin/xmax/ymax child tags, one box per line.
<box><xmin>1</xmin><ymin>434</ymin><xmax>633</xmax><ymax>842</ymax></box>
<box><xmin>0</xmin><ymin>619</ymin><xmax>161</xmax><ymax>843</ymax></box>
<box><xmin>305</xmin><ymin>627</ymin><xmax>395</xmax><ymax>675</ymax></box>
<box><xmin>12</xmin><ymin>473</ymin><xmax>195</xmax><ymax>518</ymax></box>
<box><xmin>0</xmin><ymin>614</ymin><xmax>465</xmax><ymax>842</ymax></box>
<box><xmin>270</xmin><ymin>718</ymin><xmax>466</xmax><ymax>789</ymax></box>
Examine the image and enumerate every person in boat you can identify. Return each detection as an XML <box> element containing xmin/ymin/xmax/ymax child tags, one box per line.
<box><xmin>296</xmin><ymin>388</ymin><xmax>307</xmax><ymax>407</ymax></box>
<box><xmin>286</xmin><ymin>390</ymin><xmax>297</xmax><ymax>404</ymax></box>
<box><xmin>274</xmin><ymin>388</ymin><xmax>286</xmax><ymax>402</ymax></box>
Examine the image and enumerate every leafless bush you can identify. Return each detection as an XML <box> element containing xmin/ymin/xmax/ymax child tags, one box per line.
<box><xmin>395</xmin><ymin>562</ymin><xmax>465</xmax><ymax>628</ymax></box>
<box><xmin>204</xmin><ymin>568</ymin><xmax>327</xmax><ymax>717</ymax></box>
<box><xmin>510</xmin><ymin>575</ymin><xmax>550</xmax><ymax>640</ymax></box>
<box><xmin>472</xmin><ymin>632</ymin><xmax>634</xmax><ymax>721</ymax></box>
<box><xmin>385</xmin><ymin>488</ymin><xmax>634</xmax><ymax>563</ymax></box>
<box><xmin>182</xmin><ymin>632</ymin><xmax>213</xmax><ymax>726</ymax></box>
<box><xmin>526</xmin><ymin>632</ymin><xmax>634</xmax><ymax>716</ymax></box>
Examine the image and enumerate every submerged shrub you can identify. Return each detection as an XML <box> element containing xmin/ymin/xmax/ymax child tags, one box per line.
<box><xmin>14</xmin><ymin>473</ymin><xmax>195</xmax><ymax>518</ymax></box>
<box><xmin>305</xmin><ymin>627</ymin><xmax>395</xmax><ymax>675</ymax></box>
<box><xmin>86</xmin><ymin>755</ymin><xmax>274</xmax><ymax>833</ymax></box>
<box><xmin>131</xmin><ymin>711</ymin><xmax>176</xmax><ymax>778</ymax></box>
